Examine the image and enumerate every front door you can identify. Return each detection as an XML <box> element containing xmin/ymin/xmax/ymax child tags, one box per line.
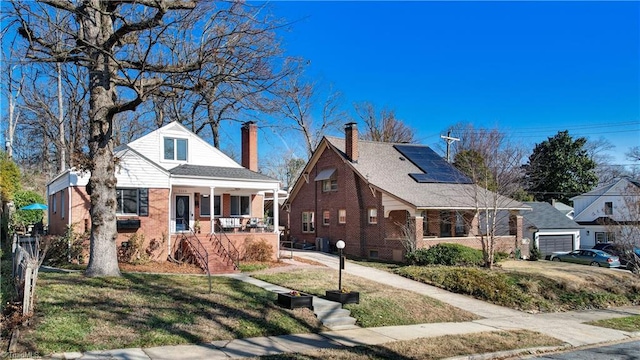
<box><xmin>175</xmin><ymin>195</ymin><xmax>189</xmax><ymax>232</ymax></box>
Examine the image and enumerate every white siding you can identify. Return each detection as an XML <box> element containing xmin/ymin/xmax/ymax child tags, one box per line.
<box><xmin>574</xmin><ymin>179</ymin><xmax>636</xmax><ymax>222</ymax></box>
<box><xmin>127</xmin><ymin>121</ymin><xmax>240</xmax><ymax>171</ymax></box>
<box><xmin>47</xmin><ymin>170</ymin><xmax>90</xmax><ymax>195</ymax></box>
<box><xmin>382</xmin><ymin>193</ymin><xmax>413</xmax><ymax>217</ymax></box>
<box><xmin>116</xmin><ymin>150</ymin><xmax>170</xmax><ymax>188</ymax></box>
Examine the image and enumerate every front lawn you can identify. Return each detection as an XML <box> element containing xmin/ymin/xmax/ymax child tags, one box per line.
<box><xmin>252</xmin><ymin>268</ymin><xmax>479</xmax><ymax>327</ymax></box>
<box><xmin>18</xmin><ymin>272</ymin><xmax>323</xmax><ymax>355</ymax></box>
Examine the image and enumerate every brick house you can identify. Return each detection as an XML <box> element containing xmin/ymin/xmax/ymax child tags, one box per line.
<box><xmin>285</xmin><ymin>123</ymin><xmax>529</xmax><ymax>262</ymax></box>
<box><xmin>46</xmin><ymin>121</ymin><xmax>282</xmax><ymax>273</ymax></box>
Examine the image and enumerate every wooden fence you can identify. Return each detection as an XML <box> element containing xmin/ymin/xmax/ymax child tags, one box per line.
<box><xmin>12</xmin><ymin>234</ymin><xmax>40</xmax><ymax>316</ymax></box>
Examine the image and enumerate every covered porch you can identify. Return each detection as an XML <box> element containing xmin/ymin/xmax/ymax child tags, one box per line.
<box><xmin>384</xmin><ymin>207</ymin><xmax>524</xmax><ymax>260</ymax></box>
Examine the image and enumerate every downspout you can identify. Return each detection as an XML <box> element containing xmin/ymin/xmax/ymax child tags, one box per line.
<box><xmin>273</xmin><ymin>187</ymin><xmax>279</xmax><ymax>258</ymax></box>
<box><xmin>167</xmin><ymin>186</ymin><xmax>173</xmax><ymax>256</ymax></box>
<box><xmin>67</xmin><ymin>185</ymin><xmax>72</xmax><ymax>229</ymax></box>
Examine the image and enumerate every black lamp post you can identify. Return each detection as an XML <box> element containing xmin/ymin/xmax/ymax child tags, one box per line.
<box><xmin>336</xmin><ymin>239</ymin><xmax>345</xmax><ymax>291</ymax></box>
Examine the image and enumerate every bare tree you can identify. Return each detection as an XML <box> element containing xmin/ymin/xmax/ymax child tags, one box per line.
<box><xmin>17</xmin><ymin>62</ymin><xmax>89</xmax><ymax>175</ymax></box>
<box><xmin>354</xmin><ymin>102</ymin><xmax>415</xmax><ymax>143</ymax></box>
<box><xmin>449</xmin><ymin>125</ymin><xmax>528</xmax><ymax>268</ymax></box>
<box><xmin>8</xmin><ymin>0</ymin><xmax>289</xmax><ymax>276</ymax></box>
<box><xmin>164</xmin><ymin>2</ymin><xmax>298</xmax><ymax>148</ymax></box>
<box><xmin>262</xmin><ymin>152</ymin><xmax>305</xmax><ymax>190</ymax></box>
<box><xmin>275</xmin><ymin>73</ymin><xmax>345</xmax><ymax>158</ymax></box>
<box><xmin>1</xmin><ymin>49</ymin><xmax>25</xmax><ymax>159</ymax></box>
<box><xmin>583</xmin><ymin>137</ymin><xmax>630</xmax><ymax>184</ymax></box>
<box><xmin>627</xmin><ymin>146</ymin><xmax>640</xmax><ymax>162</ymax></box>
<box><xmin>604</xmin><ymin>180</ymin><xmax>640</xmax><ymax>275</ymax></box>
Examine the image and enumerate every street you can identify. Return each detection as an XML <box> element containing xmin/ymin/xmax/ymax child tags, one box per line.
<box><xmin>533</xmin><ymin>340</ymin><xmax>640</xmax><ymax>359</ymax></box>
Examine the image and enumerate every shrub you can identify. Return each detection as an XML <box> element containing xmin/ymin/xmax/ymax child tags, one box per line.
<box><xmin>243</xmin><ymin>237</ymin><xmax>273</xmax><ymax>262</ymax></box>
<box><xmin>117</xmin><ymin>233</ymin><xmax>148</xmax><ymax>264</ymax></box>
<box><xmin>11</xmin><ymin>190</ymin><xmax>46</xmax><ymax>230</ymax></box>
<box><xmin>529</xmin><ymin>242</ymin><xmax>541</xmax><ymax>261</ymax></box>
<box><xmin>42</xmin><ymin>228</ymin><xmax>88</xmax><ymax>266</ymax></box>
<box><xmin>405</xmin><ymin>243</ymin><xmax>484</xmax><ymax>267</ymax></box>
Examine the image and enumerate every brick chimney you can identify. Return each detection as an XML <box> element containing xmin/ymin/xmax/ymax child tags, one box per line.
<box><xmin>345</xmin><ymin>122</ymin><xmax>358</xmax><ymax>162</ymax></box>
<box><xmin>241</xmin><ymin>121</ymin><xmax>258</xmax><ymax>171</ymax></box>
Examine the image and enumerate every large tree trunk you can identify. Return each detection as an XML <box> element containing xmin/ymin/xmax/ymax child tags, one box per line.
<box><xmin>84</xmin><ymin>2</ymin><xmax>121</xmax><ymax>277</ymax></box>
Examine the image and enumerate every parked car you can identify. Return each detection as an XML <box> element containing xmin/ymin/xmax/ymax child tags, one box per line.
<box><xmin>592</xmin><ymin>243</ymin><xmax>640</xmax><ymax>273</ymax></box>
<box><xmin>550</xmin><ymin>249</ymin><xmax>621</xmax><ymax>268</ymax></box>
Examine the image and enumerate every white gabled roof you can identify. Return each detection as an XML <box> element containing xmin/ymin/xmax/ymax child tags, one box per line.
<box><xmin>127</xmin><ymin>121</ymin><xmax>240</xmax><ymax>170</ymax></box>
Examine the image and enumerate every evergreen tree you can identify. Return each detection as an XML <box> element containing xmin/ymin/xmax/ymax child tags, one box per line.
<box><xmin>524</xmin><ymin>130</ymin><xmax>598</xmax><ymax>204</ymax></box>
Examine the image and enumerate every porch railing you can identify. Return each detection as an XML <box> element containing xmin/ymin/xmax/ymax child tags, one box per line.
<box><xmin>212</xmin><ymin>224</ymin><xmax>240</xmax><ymax>270</ymax></box>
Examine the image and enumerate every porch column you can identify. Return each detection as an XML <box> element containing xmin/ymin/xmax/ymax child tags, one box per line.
<box><xmin>273</xmin><ymin>189</ymin><xmax>279</xmax><ymax>235</ymax></box>
<box><xmin>210</xmin><ymin>187</ymin><xmax>215</xmax><ymax>234</ymax></box>
<box><xmin>415</xmin><ymin>215</ymin><xmax>423</xmax><ymax>248</ymax></box>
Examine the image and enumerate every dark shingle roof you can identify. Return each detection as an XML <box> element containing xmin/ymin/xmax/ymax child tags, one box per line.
<box><xmin>324</xmin><ymin>136</ymin><xmax>528</xmax><ymax>210</ymax></box>
<box><xmin>523</xmin><ymin>202</ymin><xmax>582</xmax><ymax>229</ymax></box>
<box><xmin>169</xmin><ymin>164</ymin><xmax>278</xmax><ymax>182</ymax></box>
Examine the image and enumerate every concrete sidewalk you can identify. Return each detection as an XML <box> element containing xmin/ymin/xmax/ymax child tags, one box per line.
<box><xmin>51</xmin><ymin>251</ymin><xmax>640</xmax><ymax>359</ymax></box>
<box><xmin>292</xmin><ymin>250</ymin><xmax>640</xmax><ymax>346</ymax></box>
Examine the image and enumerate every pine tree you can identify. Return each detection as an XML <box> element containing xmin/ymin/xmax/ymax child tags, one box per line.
<box><xmin>524</xmin><ymin>131</ymin><xmax>598</xmax><ymax>204</ymax></box>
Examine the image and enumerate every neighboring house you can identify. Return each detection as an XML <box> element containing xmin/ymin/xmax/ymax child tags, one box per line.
<box><xmin>551</xmin><ymin>200</ymin><xmax>574</xmax><ymax>219</ymax></box>
<box><xmin>571</xmin><ymin>178</ymin><xmax>640</xmax><ymax>248</ymax></box>
<box><xmin>522</xmin><ymin>202</ymin><xmax>582</xmax><ymax>258</ymax></box>
<box><xmin>47</xmin><ymin>121</ymin><xmax>283</xmax><ymax>273</ymax></box>
<box><xmin>285</xmin><ymin>123</ymin><xmax>530</xmax><ymax>262</ymax></box>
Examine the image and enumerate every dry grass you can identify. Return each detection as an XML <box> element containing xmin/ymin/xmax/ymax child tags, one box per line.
<box><xmin>252</xmin><ymin>268</ymin><xmax>479</xmax><ymax>327</ymax></box>
<box><xmin>255</xmin><ymin>330</ymin><xmax>564</xmax><ymax>359</ymax></box>
<box><xmin>17</xmin><ymin>272</ymin><xmax>324</xmax><ymax>355</ymax></box>
<box><xmin>499</xmin><ymin>260</ymin><xmax>640</xmax><ymax>295</ymax></box>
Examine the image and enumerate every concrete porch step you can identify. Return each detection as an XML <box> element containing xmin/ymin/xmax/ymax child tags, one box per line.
<box><xmin>312</xmin><ymin>296</ymin><xmax>359</xmax><ymax>330</ymax></box>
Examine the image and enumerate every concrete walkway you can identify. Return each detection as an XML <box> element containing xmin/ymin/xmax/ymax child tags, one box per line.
<box><xmin>52</xmin><ymin>251</ymin><xmax>640</xmax><ymax>360</ymax></box>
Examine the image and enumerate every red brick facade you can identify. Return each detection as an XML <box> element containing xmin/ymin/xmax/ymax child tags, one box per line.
<box><xmin>288</xmin><ymin>138</ymin><xmax>525</xmax><ymax>262</ymax></box>
<box><xmin>289</xmin><ymin>146</ymin><xmax>393</xmax><ymax>259</ymax></box>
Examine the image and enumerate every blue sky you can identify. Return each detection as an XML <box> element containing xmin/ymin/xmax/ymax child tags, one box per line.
<box><xmin>261</xmin><ymin>1</ymin><xmax>639</xmax><ymax>165</ymax></box>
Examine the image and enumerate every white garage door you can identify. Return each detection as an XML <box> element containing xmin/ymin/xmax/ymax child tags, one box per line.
<box><xmin>539</xmin><ymin>234</ymin><xmax>574</xmax><ymax>256</ymax></box>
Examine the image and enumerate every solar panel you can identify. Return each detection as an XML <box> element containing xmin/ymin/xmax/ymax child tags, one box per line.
<box><xmin>394</xmin><ymin>144</ymin><xmax>473</xmax><ymax>184</ymax></box>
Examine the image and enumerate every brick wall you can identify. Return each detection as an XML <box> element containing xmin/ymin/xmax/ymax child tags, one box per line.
<box><xmin>289</xmin><ymin>146</ymin><xmax>395</xmax><ymax>259</ymax></box>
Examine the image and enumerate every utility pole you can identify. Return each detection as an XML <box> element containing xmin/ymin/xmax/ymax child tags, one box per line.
<box><xmin>440</xmin><ymin>130</ymin><xmax>460</xmax><ymax>163</ymax></box>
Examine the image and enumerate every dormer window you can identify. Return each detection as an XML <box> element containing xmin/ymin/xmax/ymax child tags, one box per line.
<box><xmin>164</xmin><ymin>137</ymin><xmax>188</xmax><ymax>161</ymax></box>
<box><xmin>315</xmin><ymin>168</ymin><xmax>337</xmax><ymax>192</ymax></box>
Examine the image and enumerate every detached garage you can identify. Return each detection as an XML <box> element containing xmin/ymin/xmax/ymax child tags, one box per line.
<box><xmin>538</xmin><ymin>234</ymin><xmax>574</xmax><ymax>256</ymax></box>
<box><xmin>522</xmin><ymin>202</ymin><xmax>582</xmax><ymax>259</ymax></box>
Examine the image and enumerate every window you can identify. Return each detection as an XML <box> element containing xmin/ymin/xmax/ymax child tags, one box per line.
<box><xmin>595</xmin><ymin>232</ymin><xmax>616</xmax><ymax>243</ymax></box>
<box><xmin>117</xmin><ymin>189</ymin><xmax>139</xmax><ymax>214</ymax></box>
<box><xmin>368</xmin><ymin>208</ymin><xmax>377</xmax><ymax>224</ymax></box>
<box><xmin>61</xmin><ymin>192</ymin><xmax>65</xmax><ymax>219</ymax></box>
<box><xmin>455</xmin><ymin>212</ymin><xmax>465</xmax><ymax>236</ymax></box>
<box><xmin>302</xmin><ymin>211</ymin><xmax>315</xmax><ymax>233</ymax></box>
<box><xmin>323</xmin><ymin>210</ymin><xmax>330</xmax><ymax>226</ymax></box>
<box><xmin>164</xmin><ymin>137</ymin><xmax>188</xmax><ymax>161</ymax></box>
<box><xmin>200</xmin><ymin>195</ymin><xmax>220</xmax><ymax>216</ymax></box>
<box><xmin>420</xmin><ymin>210</ymin><xmax>429</xmax><ymax>236</ymax></box>
<box><xmin>338</xmin><ymin>209</ymin><xmax>346</xmax><ymax>224</ymax></box>
<box><xmin>604</xmin><ymin>202</ymin><xmax>613</xmax><ymax>215</ymax></box>
<box><xmin>52</xmin><ymin>194</ymin><xmax>57</xmax><ymax>214</ymax></box>
<box><xmin>116</xmin><ymin>188</ymin><xmax>149</xmax><ymax>216</ymax></box>
<box><xmin>214</xmin><ymin>195</ymin><xmax>221</xmax><ymax>216</ymax></box>
<box><xmin>230</xmin><ymin>195</ymin><xmax>250</xmax><ymax>216</ymax></box>
<box><xmin>322</xmin><ymin>179</ymin><xmax>338</xmax><ymax>192</ymax></box>
<box><xmin>440</xmin><ymin>211</ymin><xmax>452</xmax><ymax>237</ymax></box>
<box><xmin>369</xmin><ymin>250</ymin><xmax>379</xmax><ymax>259</ymax></box>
